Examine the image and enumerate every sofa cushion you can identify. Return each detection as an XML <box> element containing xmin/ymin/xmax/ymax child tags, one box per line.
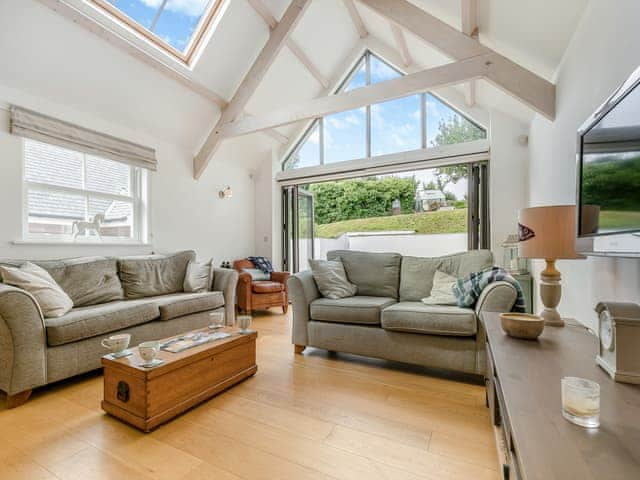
<box><xmin>45</xmin><ymin>301</ymin><xmax>160</xmax><ymax>346</ymax></box>
<box><xmin>118</xmin><ymin>250</ymin><xmax>195</xmax><ymax>299</ymax></box>
<box><xmin>327</xmin><ymin>250</ymin><xmax>401</xmax><ymax>298</ymax></box>
<box><xmin>381</xmin><ymin>302</ymin><xmax>477</xmax><ymax>337</ymax></box>
<box><xmin>252</xmin><ymin>281</ymin><xmax>284</xmax><ymax>294</ymax></box>
<box><xmin>39</xmin><ymin>257</ymin><xmax>124</xmax><ymax>307</ymax></box>
<box><xmin>310</xmin><ymin>296</ymin><xmax>396</xmax><ymax>325</ymax></box>
<box><xmin>183</xmin><ymin>259</ymin><xmax>214</xmax><ymax>293</ymax></box>
<box><xmin>309</xmin><ymin>258</ymin><xmax>357</xmax><ymax>299</ymax></box>
<box><xmin>0</xmin><ymin>262</ymin><xmax>73</xmax><ymax>318</ymax></box>
<box><xmin>399</xmin><ymin>250</ymin><xmax>494</xmax><ymax>302</ymax></box>
<box><xmin>151</xmin><ymin>292</ymin><xmax>225</xmax><ymax>321</ymax></box>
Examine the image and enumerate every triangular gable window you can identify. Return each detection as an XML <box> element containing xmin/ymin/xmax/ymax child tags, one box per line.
<box><xmin>285</xmin><ymin>51</ymin><xmax>486</xmax><ymax>170</ymax></box>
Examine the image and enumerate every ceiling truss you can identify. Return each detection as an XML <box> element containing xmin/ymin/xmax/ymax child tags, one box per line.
<box><xmin>218</xmin><ymin>53</ymin><xmax>496</xmax><ymax>139</ymax></box>
<box><xmin>342</xmin><ymin>0</ymin><xmax>368</xmax><ymax>38</ymax></box>
<box><xmin>248</xmin><ymin>0</ymin><xmax>328</xmax><ymax>88</ymax></box>
<box><xmin>357</xmin><ymin>0</ymin><xmax>555</xmax><ymax>120</ymax></box>
<box><xmin>461</xmin><ymin>0</ymin><xmax>478</xmax><ymax>106</ymax></box>
<box><xmin>193</xmin><ymin>0</ymin><xmax>311</xmax><ymax>179</ymax></box>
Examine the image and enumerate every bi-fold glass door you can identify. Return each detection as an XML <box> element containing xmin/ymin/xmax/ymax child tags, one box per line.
<box><xmin>282</xmin><ymin>160</ymin><xmax>489</xmax><ymax>273</ymax></box>
<box><xmin>282</xmin><ymin>185</ymin><xmax>314</xmax><ymax>273</ymax></box>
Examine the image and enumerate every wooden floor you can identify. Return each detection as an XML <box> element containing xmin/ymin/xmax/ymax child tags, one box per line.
<box><xmin>0</xmin><ymin>310</ymin><xmax>498</xmax><ymax>480</ymax></box>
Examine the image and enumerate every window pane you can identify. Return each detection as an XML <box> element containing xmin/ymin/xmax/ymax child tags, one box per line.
<box><xmin>25</xmin><ymin>140</ymin><xmax>83</xmax><ymax>189</ymax></box>
<box><xmin>324</xmin><ymin>108</ymin><xmax>366</xmax><ymax>163</ymax></box>
<box><xmin>107</xmin><ymin>0</ymin><xmax>157</xmax><ymax>28</ymax></box>
<box><xmin>371</xmin><ymin>95</ymin><xmax>422</xmax><ymax>156</ymax></box>
<box><xmin>27</xmin><ymin>190</ymin><xmax>85</xmax><ymax>236</ymax></box>
<box><xmin>153</xmin><ymin>1</ymin><xmax>210</xmax><ymax>52</ymax></box>
<box><xmin>286</xmin><ymin>121</ymin><xmax>321</xmax><ymax>170</ymax></box>
<box><xmin>343</xmin><ymin>59</ymin><xmax>366</xmax><ymax>92</ymax></box>
<box><xmin>370</xmin><ymin>54</ymin><xmax>402</xmax><ymax>84</ymax></box>
<box><xmin>86</xmin><ymin>155</ymin><xmax>131</xmax><ymax>195</ymax></box>
<box><xmin>103</xmin><ymin>0</ymin><xmax>211</xmax><ymax>53</ymax></box>
<box><xmin>89</xmin><ymin>198</ymin><xmax>134</xmax><ymax>238</ymax></box>
<box><xmin>426</xmin><ymin>94</ymin><xmax>486</xmax><ymax>147</ymax></box>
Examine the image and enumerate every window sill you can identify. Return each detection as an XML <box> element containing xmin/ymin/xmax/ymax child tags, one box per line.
<box><xmin>13</xmin><ymin>240</ymin><xmax>153</xmax><ymax>247</ymax></box>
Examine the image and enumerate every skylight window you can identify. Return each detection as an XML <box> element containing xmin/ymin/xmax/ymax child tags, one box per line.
<box><xmin>91</xmin><ymin>0</ymin><xmax>223</xmax><ymax>62</ymax></box>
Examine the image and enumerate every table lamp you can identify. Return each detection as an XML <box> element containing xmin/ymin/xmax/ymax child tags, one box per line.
<box><xmin>518</xmin><ymin>205</ymin><xmax>583</xmax><ymax>326</ymax></box>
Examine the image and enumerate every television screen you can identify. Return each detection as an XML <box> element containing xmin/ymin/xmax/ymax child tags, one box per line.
<box><xmin>579</xmin><ymin>77</ymin><xmax>640</xmax><ymax>237</ymax></box>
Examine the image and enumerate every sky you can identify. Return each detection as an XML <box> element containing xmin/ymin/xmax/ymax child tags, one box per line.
<box><xmin>108</xmin><ymin>0</ymin><xmax>210</xmax><ymax>52</ymax></box>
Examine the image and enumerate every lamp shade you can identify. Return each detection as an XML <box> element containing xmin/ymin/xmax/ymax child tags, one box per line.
<box><xmin>518</xmin><ymin>205</ymin><xmax>582</xmax><ymax>259</ymax></box>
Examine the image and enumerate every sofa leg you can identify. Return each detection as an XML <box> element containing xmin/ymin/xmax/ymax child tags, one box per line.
<box><xmin>294</xmin><ymin>345</ymin><xmax>305</xmax><ymax>354</ymax></box>
<box><xmin>6</xmin><ymin>389</ymin><xmax>32</xmax><ymax>408</ymax></box>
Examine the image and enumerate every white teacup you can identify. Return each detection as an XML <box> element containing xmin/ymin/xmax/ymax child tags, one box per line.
<box><xmin>138</xmin><ymin>341</ymin><xmax>160</xmax><ymax>363</ymax></box>
<box><xmin>101</xmin><ymin>334</ymin><xmax>131</xmax><ymax>354</ymax></box>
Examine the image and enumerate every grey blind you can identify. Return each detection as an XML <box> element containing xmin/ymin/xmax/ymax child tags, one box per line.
<box><xmin>10</xmin><ymin>106</ymin><xmax>157</xmax><ymax>171</ymax></box>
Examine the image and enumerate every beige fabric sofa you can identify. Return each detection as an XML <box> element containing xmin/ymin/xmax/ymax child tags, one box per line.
<box><xmin>288</xmin><ymin>250</ymin><xmax>517</xmax><ymax>376</ymax></box>
<box><xmin>0</xmin><ymin>251</ymin><xmax>238</xmax><ymax>406</ymax></box>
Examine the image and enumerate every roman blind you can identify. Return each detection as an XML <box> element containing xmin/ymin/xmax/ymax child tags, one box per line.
<box><xmin>10</xmin><ymin>106</ymin><xmax>157</xmax><ymax>171</ymax></box>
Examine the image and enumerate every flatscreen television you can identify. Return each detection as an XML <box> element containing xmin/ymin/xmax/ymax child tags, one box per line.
<box><xmin>577</xmin><ymin>65</ymin><xmax>640</xmax><ymax>238</ymax></box>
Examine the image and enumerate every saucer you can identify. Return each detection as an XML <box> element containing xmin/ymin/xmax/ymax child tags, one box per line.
<box><xmin>104</xmin><ymin>349</ymin><xmax>132</xmax><ymax>359</ymax></box>
<box><xmin>139</xmin><ymin>358</ymin><xmax>164</xmax><ymax>368</ymax></box>
<box><xmin>110</xmin><ymin>349</ymin><xmax>132</xmax><ymax>359</ymax></box>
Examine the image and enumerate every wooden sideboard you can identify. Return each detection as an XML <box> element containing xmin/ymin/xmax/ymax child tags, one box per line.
<box><xmin>482</xmin><ymin>312</ymin><xmax>640</xmax><ymax>480</ymax></box>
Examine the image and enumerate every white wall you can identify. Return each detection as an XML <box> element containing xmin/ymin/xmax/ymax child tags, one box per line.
<box><xmin>489</xmin><ymin>110</ymin><xmax>530</xmax><ymax>262</ymax></box>
<box><xmin>527</xmin><ymin>0</ymin><xmax>640</xmax><ymax>331</ymax></box>
<box><xmin>0</xmin><ymin>93</ymin><xmax>257</xmax><ymax>263</ymax></box>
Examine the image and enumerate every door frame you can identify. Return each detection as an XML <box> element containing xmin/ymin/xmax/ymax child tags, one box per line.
<box><xmin>281</xmin><ymin>185</ymin><xmax>315</xmax><ymax>273</ymax></box>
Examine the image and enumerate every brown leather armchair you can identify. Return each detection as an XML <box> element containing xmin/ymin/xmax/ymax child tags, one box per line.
<box><xmin>233</xmin><ymin>259</ymin><xmax>290</xmax><ymax>314</ymax></box>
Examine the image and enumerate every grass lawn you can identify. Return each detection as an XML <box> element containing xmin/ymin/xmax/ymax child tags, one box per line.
<box><xmin>598</xmin><ymin>210</ymin><xmax>640</xmax><ymax>231</ymax></box>
<box><xmin>315</xmin><ymin>209</ymin><xmax>467</xmax><ymax>238</ymax></box>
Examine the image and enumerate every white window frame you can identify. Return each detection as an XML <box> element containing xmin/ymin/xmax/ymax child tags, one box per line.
<box><xmin>21</xmin><ymin>140</ymin><xmax>150</xmax><ymax>245</ymax></box>
<box><xmin>283</xmin><ymin>50</ymin><xmax>487</xmax><ymax>171</ymax></box>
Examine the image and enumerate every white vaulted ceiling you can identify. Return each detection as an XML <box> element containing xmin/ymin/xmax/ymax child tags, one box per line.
<box><xmin>0</xmin><ymin>0</ymin><xmax>589</xmax><ymax>168</ymax></box>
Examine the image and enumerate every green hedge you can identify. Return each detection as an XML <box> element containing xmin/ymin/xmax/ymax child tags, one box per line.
<box><xmin>309</xmin><ymin>177</ymin><xmax>417</xmax><ymax>225</ymax></box>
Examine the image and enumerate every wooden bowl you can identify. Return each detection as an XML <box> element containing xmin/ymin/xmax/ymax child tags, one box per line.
<box><xmin>500</xmin><ymin>313</ymin><xmax>545</xmax><ymax>340</ymax></box>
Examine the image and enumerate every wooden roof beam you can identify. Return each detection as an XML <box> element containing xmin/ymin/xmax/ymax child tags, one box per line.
<box><xmin>461</xmin><ymin>0</ymin><xmax>478</xmax><ymax>106</ymax></box>
<box><xmin>218</xmin><ymin>53</ymin><xmax>496</xmax><ymax>139</ymax></box>
<box><xmin>248</xmin><ymin>0</ymin><xmax>328</xmax><ymax>88</ymax></box>
<box><xmin>389</xmin><ymin>22</ymin><xmax>412</xmax><ymax>67</ymax></box>
<box><xmin>193</xmin><ymin>0</ymin><xmax>311</xmax><ymax>179</ymax></box>
<box><xmin>358</xmin><ymin>0</ymin><xmax>555</xmax><ymax>119</ymax></box>
<box><xmin>342</xmin><ymin>0</ymin><xmax>368</xmax><ymax>38</ymax></box>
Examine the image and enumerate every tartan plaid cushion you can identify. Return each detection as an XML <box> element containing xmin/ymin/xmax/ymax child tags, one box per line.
<box><xmin>452</xmin><ymin>266</ymin><xmax>525</xmax><ymax>313</ymax></box>
<box><xmin>248</xmin><ymin>256</ymin><xmax>274</xmax><ymax>274</ymax></box>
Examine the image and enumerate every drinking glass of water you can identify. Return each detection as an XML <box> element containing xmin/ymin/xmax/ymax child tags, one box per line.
<box><xmin>208</xmin><ymin>311</ymin><xmax>225</xmax><ymax>330</ymax></box>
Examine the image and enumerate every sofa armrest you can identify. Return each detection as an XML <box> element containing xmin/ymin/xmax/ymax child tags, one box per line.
<box><xmin>213</xmin><ymin>268</ymin><xmax>239</xmax><ymax>326</ymax></box>
<box><xmin>475</xmin><ymin>281</ymin><xmax>518</xmax><ymax>316</ymax></box>
<box><xmin>236</xmin><ymin>272</ymin><xmax>253</xmax><ymax>313</ymax></box>
<box><xmin>0</xmin><ymin>284</ymin><xmax>47</xmax><ymax>395</ymax></box>
<box><xmin>270</xmin><ymin>271</ymin><xmax>290</xmax><ymax>286</ymax></box>
<box><xmin>287</xmin><ymin>270</ymin><xmax>320</xmax><ymax>346</ymax></box>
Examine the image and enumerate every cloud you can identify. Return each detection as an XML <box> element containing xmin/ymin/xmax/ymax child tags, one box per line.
<box><xmin>327</xmin><ymin>112</ymin><xmax>362</xmax><ymax>130</ymax></box>
<box><xmin>370</xmin><ymin>58</ymin><xmax>400</xmax><ymax>82</ymax></box>
<box><xmin>140</xmin><ymin>0</ymin><xmax>210</xmax><ymax>17</ymax></box>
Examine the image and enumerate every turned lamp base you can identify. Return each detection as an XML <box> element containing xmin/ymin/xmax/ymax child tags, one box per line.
<box><xmin>539</xmin><ymin>259</ymin><xmax>564</xmax><ymax>327</ymax></box>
